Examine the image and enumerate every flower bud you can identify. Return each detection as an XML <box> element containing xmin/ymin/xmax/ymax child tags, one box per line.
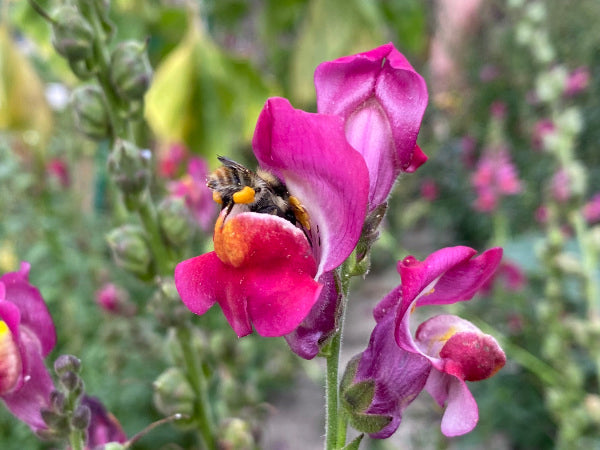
<box><xmin>59</xmin><ymin>371</ymin><xmax>81</xmax><ymax>392</ymax></box>
<box><xmin>110</xmin><ymin>40</ymin><xmax>153</xmax><ymax>101</ymax></box>
<box><xmin>41</xmin><ymin>408</ymin><xmax>69</xmax><ymax>432</ymax></box>
<box><xmin>71</xmin><ymin>85</ymin><xmax>111</xmax><ymax>140</ymax></box>
<box><xmin>107</xmin><ymin>139</ymin><xmax>152</xmax><ymax>201</ymax></box>
<box><xmin>50</xmin><ymin>390</ymin><xmax>67</xmax><ymax>412</ymax></box>
<box><xmin>54</xmin><ymin>354</ymin><xmax>82</xmax><ymax>375</ymax></box>
<box><xmin>106</xmin><ymin>225</ymin><xmax>153</xmax><ymax>279</ymax></box>
<box><xmin>153</xmin><ymin>368</ymin><xmax>195</xmax><ymax>418</ymax></box>
<box><xmin>50</xmin><ymin>5</ymin><xmax>94</xmax><ymax>63</ymax></box>
<box><xmin>218</xmin><ymin>418</ymin><xmax>256</xmax><ymax>450</ymax></box>
<box><xmin>71</xmin><ymin>404</ymin><xmax>91</xmax><ymax>430</ymax></box>
<box><xmin>158</xmin><ymin>197</ymin><xmax>193</xmax><ymax>247</ymax></box>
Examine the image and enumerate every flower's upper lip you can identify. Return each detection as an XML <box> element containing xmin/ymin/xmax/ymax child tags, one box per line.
<box><xmin>252</xmin><ymin>97</ymin><xmax>370</xmax><ymax>278</ymax></box>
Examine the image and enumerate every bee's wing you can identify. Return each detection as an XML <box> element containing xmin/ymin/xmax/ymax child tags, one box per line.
<box><xmin>217</xmin><ymin>156</ymin><xmax>251</xmax><ymax>174</ymax></box>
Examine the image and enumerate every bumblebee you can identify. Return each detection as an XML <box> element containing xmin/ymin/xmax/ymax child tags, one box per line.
<box><xmin>207</xmin><ymin>156</ymin><xmax>310</xmax><ymax>230</ymax></box>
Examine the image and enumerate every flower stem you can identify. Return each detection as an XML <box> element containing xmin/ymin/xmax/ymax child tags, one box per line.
<box><xmin>68</xmin><ymin>429</ymin><xmax>85</xmax><ymax>450</ymax></box>
<box><xmin>325</xmin><ymin>330</ymin><xmax>341</xmax><ymax>450</ymax></box>
<box><xmin>176</xmin><ymin>325</ymin><xmax>216</xmax><ymax>450</ymax></box>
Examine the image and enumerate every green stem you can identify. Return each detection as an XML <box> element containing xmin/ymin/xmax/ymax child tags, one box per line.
<box><xmin>176</xmin><ymin>325</ymin><xmax>216</xmax><ymax>450</ymax></box>
<box><xmin>570</xmin><ymin>211</ymin><xmax>599</xmax><ymax>320</ymax></box>
<box><xmin>68</xmin><ymin>429</ymin><xmax>85</xmax><ymax>450</ymax></box>
<box><xmin>137</xmin><ymin>194</ymin><xmax>174</xmax><ymax>276</ymax></box>
<box><xmin>325</xmin><ymin>330</ymin><xmax>342</xmax><ymax>450</ymax></box>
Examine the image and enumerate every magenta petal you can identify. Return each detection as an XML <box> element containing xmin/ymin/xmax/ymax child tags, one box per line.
<box><xmin>252</xmin><ymin>97</ymin><xmax>369</xmax><ymax>277</ymax></box>
<box><xmin>425</xmin><ymin>371</ymin><xmax>479</xmax><ymax>437</ymax></box>
<box><xmin>315</xmin><ymin>43</ymin><xmax>428</xmax><ymax>206</ymax></box>
<box><xmin>1</xmin><ymin>329</ymin><xmax>53</xmax><ymax>431</ymax></box>
<box><xmin>285</xmin><ymin>271</ymin><xmax>339</xmax><ymax>359</ymax></box>
<box><xmin>175</xmin><ymin>213</ymin><xmax>323</xmax><ymax>337</ymax></box>
<box><xmin>0</xmin><ymin>263</ymin><xmax>56</xmax><ymax>356</ymax></box>
<box><xmin>354</xmin><ymin>312</ymin><xmax>431</xmax><ymax>439</ymax></box>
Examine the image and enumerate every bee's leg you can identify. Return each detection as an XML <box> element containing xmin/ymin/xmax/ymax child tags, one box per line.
<box><xmin>220</xmin><ymin>202</ymin><xmax>235</xmax><ymax>228</ymax></box>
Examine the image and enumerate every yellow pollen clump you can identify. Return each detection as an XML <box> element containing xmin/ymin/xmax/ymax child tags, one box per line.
<box><xmin>437</xmin><ymin>326</ymin><xmax>457</xmax><ymax>343</ymax></box>
<box><xmin>233</xmin><ymin>186</ymin><xmax>256</xmax><ymax>204</ymax></box>
<box><xmin>212</xmin><ymin>191</ymin><xmax>223</xmax><ymax>204</ymax></box>
<box><xmin>289</xmin><ymin>196</ymin><xmax>311</xmax><ymax>230</ymax></box>
<box><xmin>0</xmin><ymin>321</ymin><xmax>8</xmax><ymax>336</ymax></box>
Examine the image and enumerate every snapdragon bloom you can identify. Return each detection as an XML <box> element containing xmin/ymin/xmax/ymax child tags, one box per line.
<box><xmin>175</xmin><ymin>98</ymin><xmax>369</xmax><ymax>339</ymax></box>
<box><xmin>471</xmin><ymin>147</ymin><xmax>522</xmax><ymax>212</ymax></box>
<box><xmin>169</xmin><ymin>156</ymin><xmax>216</xmax><ymax>232</ymax></box>
<box><xmin>583</xmin><ymin>192</ymin><xmax>600</xmax><ymax>224</ymax></box>
<box><xmin>82</xmin><ymin>396</ymin><xmax>127</xmax><ymax>448</ymax></box>
<box><xmin>0</xmin><ymin>263</ymin><xmax>56</xmax><ymax>431</ymax></box>
<box><xmin>315</xmin><ymin>42</ymin><xmax>428</xmax><ymax>209</ymax></box>
<box><xmin>351</xmin><ymin>247</ymin><xmax>504</xmax><ymax>438</ymax></box>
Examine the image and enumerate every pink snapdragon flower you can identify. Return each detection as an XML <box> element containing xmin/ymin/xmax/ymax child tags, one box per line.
<box><xmin>82</xmin><ymin>396</ymin><xmax>127</xmax><ymax>448</ymax></box>
<box><xmin>532</xmin><ymin>119</ymin><xmax>555</xmax><ymax>151</ymax></box>
<box><xmin>169</xmin><ymin>157</ymin><xmax>216</xmax><ymax>232</ymax></box>
<box><xmin>175</xmin><ymin>98</ymin><xmax>369</xmax><ymax>339</ymax></box>
<box><xmin>471</xmin><ymin>148</ymin><xmax>522</xmax><ymax>212</ymax></box>
<box><xmin>46</xmin><ymin>158</ymin><xmax>70</xmax><ymax>188</ymax></box>
<box><xmin>564</xmin><ymin>66</ymin><xmax>590</xmax><ymax>97</ymax></box>
<box><xmin>583</xmin><ymin>192</ymin><xmax>600</xmax><ymax>224</ymax></box>
<box><xmin>351</xmin><ymin>247</ymin><xmax>504</xmax><ymax>438</ymax></box>
<box><xmin>0</xmin><ymin>263</ymin><xmax>56</xmax><ymax>431</ymax></box>
<box><xmin>315</xmin><ymin>43</ymin><xmax>428</xmax><ymax>210</ymax></box>
<box><xmin>158</xmin><ymin>143</ymin><xmax>188</xmax><ymax>179</ymax></box>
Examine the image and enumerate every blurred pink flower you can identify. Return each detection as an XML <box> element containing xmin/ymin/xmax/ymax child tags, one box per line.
<box><xmin>95</xmin><ymin>283</ymin><xmax>136</xmax><ymax>316</ymax></box>
<box><xmin>583</xmin><ymin>193</ymin><xmax>600</xmax><ymax>224</ymax></box>
<box><xmin>461</xmin><ymin>135</ymin><xmax>477</xmax><ymax>168</ymax></box>
<box><xmin>550</xmin><ymin>169</ymin><xmax>571</xmax><ymax>204</ymax></box>
<box><xmin>564</xmin><ymin>66</ymin><xmax>590</xmax><ymax>97</ymax></box>
<box><xmin>82</xmin><ymin>396</ymin><xmax>127</xmax><ymax>448</ymax></box>
<box><xmin>481</xmin><ymin>260</ymin><xmax>526</xmax><ymax>294</ymax></box>
<box><xmin>532</xmin><ymin>119</ymin><xmax>555</xmax><ymax>151</ymax></box>
<box><xmin>46</xmin><ymin>158</ymin><xmax>70</xmax><ymax>188</ymax></box>
<box><xmin>158</xmin><ymin>143</ymin><xmax>188</xmax><ymax>179</ymax></box>
<box><xmin>421</xmin><ymin>179</ymin><xmax>439</xmax><ymax>201</ymax></box>
<box><xmin>479</xmin><ymin>64</ymin><xmax>500</xmax><ymax>82</ymax></box>
<box><xmin>490</xmin><ymin>101</ymin><xmax>506</xmax><ymax>120</ymax></box>
<box><xmin>471</xmin><ymin>148</ymin><xmax>522</xmax><ymax>213</ymax></box>
<box><xmin>169</xmin><ymin>157</ymin><xmax>216</xmax><ymax>233</ymax></box>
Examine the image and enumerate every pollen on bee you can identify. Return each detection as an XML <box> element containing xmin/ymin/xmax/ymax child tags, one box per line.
<box><xmin>212</xmin><ymin>191</ymin><xmax>223</xmax><ymax>204</ymax></box>
<box><xmin>233</xmin><ymin>186</ymin><xmax>256</xmax><ymax>204</ymax></box>
<box><xmin>289</xmin><ymin>196</ymin><xmax>311</xmax><ymax>230</ymax></box>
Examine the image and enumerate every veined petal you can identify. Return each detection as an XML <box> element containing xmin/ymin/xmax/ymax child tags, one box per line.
<box><xmin>354</xmin><ymin>313</ymin><xmax>431</xmax><ymax>439</ymax></box>
<box><xmin>175</xmin><ymin>213</ymin><xmax>322</xmax><ymax>337</ymax></box>
<box><xmin>315</xmin><ymin>43</ymin><xmax>428</xmax><ymax>206</ymax></box>
<box><xmin>1</xmin><ymin>329</ymin><xmax>53</xmax><ymax>431</ymax></box>
<box><xmin>0</xmin><ymin>263</ymin><xmax>56</xmax><ymax>356</ymax></box>
<box><xmin>252</xmin><ymin>97</ymin><xmax>369</xmax><ymax>277</ymax></box>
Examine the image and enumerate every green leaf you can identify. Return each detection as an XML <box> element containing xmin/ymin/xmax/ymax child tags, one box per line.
<box><xmin>348</xmin><ymin>411</ymin><xmax>392</xmax><ymax>434</ymax></box>
<box><xmin>342</xmin><ymin>380</ymin><xmax>375</xmax><ymax>413</ymax></box>
<box><xmin>342</xmin><ymin>433</ymin><xmax>364</xmax><ymax>450</ymax></box>
<box><xmin>340</xmin><ymin>354</ymin><xmax>361</xmax><ymax>393</ymax></box>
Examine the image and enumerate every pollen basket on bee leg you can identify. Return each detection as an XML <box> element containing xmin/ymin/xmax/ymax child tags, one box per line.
<box><xmin>233</xmin><ymin>186</ymin><xmax>256</xmax><ymax>204</ymax></box>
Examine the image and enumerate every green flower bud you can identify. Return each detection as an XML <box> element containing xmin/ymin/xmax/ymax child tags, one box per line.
<box><xmin>71</xmin><ymin>405</ymin><xmax>91</xmax><ymax>430</ymax></box>
<box><xmin>110</xmin><ymin>40</ymin><xmax>153</xmax><ymax>101</ymax></box>
<box><xmin>106</xmin><ymin>225</ymin><xmax>153</xmax><ymax>279</ymax></box>
<box><xmin>71</xmin><ymin>85</ymin><xmax>111</xmax><ymax>140</ymax></box>
<box><xmin>158</xmin><ymin>197</ymin><xmax>193</xmax><ymax>247</ymax></box>
<box><xmin>107</xmin><ymin>139</ymin><xmax>152</xmax><ymax>200</ymax></box>
<box><xmin>153</xmin><ymin>368</ymin><xmax>195</xmax><ymax>418</ymax></box>
<box><xmin>50</xmin><ymin>5</ymin><xmax>94</xmax><ymax>63</ymax></box>
<box><xmin>41</xmin><ymin>408</ymin><xmax>69</xmax><ymax>431</ymax></box>
<box><xmin>218</xmin><ymin>418</ymin><xmax>256</xmax><ymax>450</ymax></box>
<box><xmin>59</xmin><ymin>371</ymin><xmax>81</xmax><ymax>392</ymax></box>
<box><xmin>54</xmin><ymin>355</ymin><xmax>82</xmax><ymax>375</ymax></box>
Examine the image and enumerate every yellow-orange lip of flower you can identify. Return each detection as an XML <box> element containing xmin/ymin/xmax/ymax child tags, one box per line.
<box><xmin>0</xmin><ymin>320</ymin><xmax>22</xmax><ymax>395</ymax></box>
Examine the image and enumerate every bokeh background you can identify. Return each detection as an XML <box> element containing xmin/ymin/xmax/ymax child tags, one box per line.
<box><xmin>1</xmin><ymin>0</ymin><xmax>600</xmax><ymax>448</ymax></box>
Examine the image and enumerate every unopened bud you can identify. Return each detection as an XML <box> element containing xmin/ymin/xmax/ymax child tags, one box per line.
<box><xmin>108</xmin><ymin>139</ymin><xmax>151</xmax><ymax>200</ymax></box>
<box><xmin>153</xmin><ymin>368</ymin><xmax>195</xmax><ymax>418</ymax></box>
<box><xmin>72</xmin><ymin>405</ymin><xmax>91</xmax><ymax>430</ymax></box>
<box><xmin>41</xmin><ymin>408</ymin><xmax>69</xmax><ymax>431</ymax></box>
<box><xmin>54</xmin><ymin>355</ymin><xmax>81</xmax><ymax>375</ymax></box>
<box><xmin>71</xmin><ymin>85</ymin><xmax>110</xmax><ymax>140</ymax></box>
<box><xmin>106</xmin><ymin>225</ymin><xmax>153</xmax><ymax>279</ymax></box>
<box><xmin>50</xmin><ymin>390</ymin><xmax>67</xmax><ymax>412</ymax></box>
<box><xmin>110</xmin><ymin>40</ymin><xmax>153</xmax><ymax>101</ymax></box>
<box><xmin>218</xmin><ymin>418</ymin><xmax>256</xmax><ymax>450</ymax></box>
<box><xmin>59</xmin><ymin>371</ymin><xmax>81</xmax><ymax>392</ymax></box>
<box><xmin>158</xmin><ymin>197</ymin><xmax>192</xmax><ymax>247</ymax></box>
<box><xmin>50</xmin><ymin>5</ymin><xmax>94</xmax><ymax>63</ymax></box>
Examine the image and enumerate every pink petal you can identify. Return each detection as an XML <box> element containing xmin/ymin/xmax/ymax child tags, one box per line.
<box><xmin>315</xmin><ymin>43</ymin><xmax>428</xmax><ymax>206</ymax></box>
<box><xmin>0</xmin><ymin>263</ymin><xmax>56</xmax><ymax>356</ymax></box>
<box><xmin>175</xmin><ymin>213</ymin><xmax>322</xmax><ymax>337</ymax></box>
<box><xmin>252</xmin><ymin>97</ymin><xmax>369</xmax><ymax>277</ymax></box>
